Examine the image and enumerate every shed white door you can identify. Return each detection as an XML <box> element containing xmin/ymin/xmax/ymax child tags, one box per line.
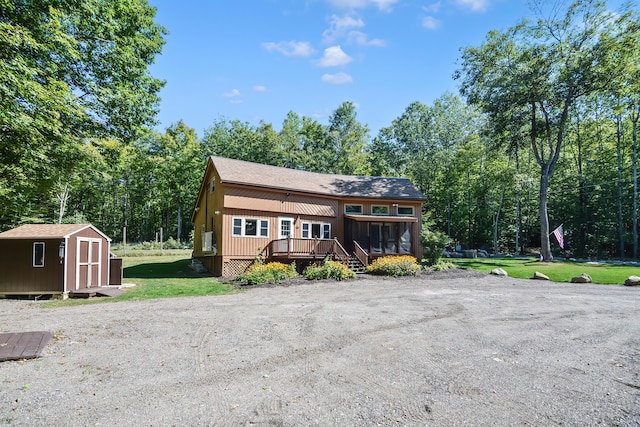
<box><xmin>76</xmin><ymin>238</ymin><xmax>102</xmax><ymax>290</ymax></box>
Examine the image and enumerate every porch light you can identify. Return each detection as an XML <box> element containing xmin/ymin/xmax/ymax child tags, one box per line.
<box><xmin>58</xmin><ymin>242</ymin><xmax>65</xmax><ymax>264</ymax></box>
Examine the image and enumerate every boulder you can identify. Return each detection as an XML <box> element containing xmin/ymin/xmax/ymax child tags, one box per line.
<box><xmin>570</xmin><ymin>273</ymin><xmax>592</xmax><ymax>284</ymax></box>
<box><xmin>624</xmin><ymin>275</ymin><xmax>640</xmax><ymax>286</ymax></box>
<box><xmin>532</xmin><ymin>271</ymin><xmax>550</xmax><ymax>281</ymax></box>
<box><xmin>490</xmin><ymin>268</ymin><xmax>508</xmax><ymax>277</ymax></box>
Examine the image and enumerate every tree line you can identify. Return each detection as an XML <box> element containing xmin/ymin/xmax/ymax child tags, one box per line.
<box><xmin>2</xmin><ymin>0</ymin><xmax>639</xmax><ymax>259</ymax></box>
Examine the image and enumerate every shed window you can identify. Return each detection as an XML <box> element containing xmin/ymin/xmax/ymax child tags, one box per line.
<box><xmin>33</xmin><ymin>242</ymin><xmax>45</xmax><ymax>267</ymax></box>
<box><xmin>232</xmin><ymin>218</ymin><xmax>269</xmax><ymax>237</ymax></box>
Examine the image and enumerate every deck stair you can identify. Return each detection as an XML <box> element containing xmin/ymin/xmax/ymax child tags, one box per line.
<box><xmin>346</xmin><ymin>255</ymin><xmax>367</xmax><ymax>273</ymax></box>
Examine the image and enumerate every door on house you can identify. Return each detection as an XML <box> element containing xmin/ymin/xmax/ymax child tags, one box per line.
<box><xmin>77</xmin><ymin>239</ymin><xmax>101</xmax><ymax>289</ymax></box>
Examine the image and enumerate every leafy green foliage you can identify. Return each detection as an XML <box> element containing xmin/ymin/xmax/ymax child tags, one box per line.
<box><xmin>421</xmin><ymin>226</ymin><xmax>451</xmax><ymax>266</ymax></box>
<box><xmin>239</xmin><ymin>262</ymin><xmax>298</xmax><ymax>285</ymax></box>
<box><xmin>303</xmin><ymin>259</ymin><xmax>356</xmax><ymax>281</ymax></box>
<box><xmin>0</xmin><ymin>0</ymin><xmax>166</xmax><ymax>227</ymax></box>
<box><xmin>366</xmin><ymin>256</ymin><xmax>421</xmax><ymax>276</ymax></box>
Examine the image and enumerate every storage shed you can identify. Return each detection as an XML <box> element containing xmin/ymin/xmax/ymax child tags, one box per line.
<box><xmin>0</xmin><ymin>224</ymin><xmax>112</xmax><ymax>297</ymax></box>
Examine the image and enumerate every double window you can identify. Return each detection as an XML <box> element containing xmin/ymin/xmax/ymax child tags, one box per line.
<box><xmin>232</xmin><ymin>218</ymin><xmax>269</xmax><ymax>237</ymax></box>
<box><xmin>301</xmin><ymin>222</ymin><xmax>331</xmax><ymax>239</ymax></box>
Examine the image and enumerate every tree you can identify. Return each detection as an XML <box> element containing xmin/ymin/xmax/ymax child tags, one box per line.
<box><xmin>0</xmin><ymin>0</ymin><xmax>166</xmax><ymax>228</ymax></box>
<box><xmin>327</xmin><ymin>101</ymin><xmax>371</xmax><ymax>175</ymax></box>
<box><xmin>456</xmin><ymin>0</ymin><xmax>631</xmax><ymax>260</ymax></box>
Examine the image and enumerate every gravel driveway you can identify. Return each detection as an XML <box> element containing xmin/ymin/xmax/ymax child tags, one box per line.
<box><xmin>1</xmin><ymin>271</ymin><xmax>639</xmax><ymax>426</ymax></box>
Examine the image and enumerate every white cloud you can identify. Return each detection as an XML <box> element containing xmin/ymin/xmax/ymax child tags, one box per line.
<box><xmin>422</xmin><ymin>16</ymin><xmax>441</xmax><ymax>29</ymax></box>
<box><xmin>423</xmin><ymin>2</ymin><xmax>442</xmax><ymax>13</ymax></box>
<box><xmin>321</xmin><ymin>72</ymin><xmax>353</xmax><ymax>85</ymax></box>
<box><xmin>323</xmin><ymin>14</ymin><xmax>364</xmax><ymax>44</ymax></box>
<box><xmin>261</xmin><ymin>41</ymin><xmax>315</xmax><ymax>57</ymax></box>
<box><xmin>454</xmin><ymin>0</ymin><xmax>489</xmax><ymax>12</ymax></box>
<box><xmin>223</xmin><ymin>89</ymin><xmax>241</xmax><ymax>98</ymax></box>
<box><xmin>347</xmin><ymin>31</ymin><xmax>386</xmax><ymax>47</ymax></box>
<box><xmin>324</xmin><ymin>0</ymin><xmax>398</xmax><ymax>12</ymax></box>
<box><xmin>253</xmin><ymin>85</ymin><xmax>267</xmax><ymax>92</ymax></box>
<box><xmin>317</xmin><ymin>46</ymin><xmax>353</xmax><ymax>67</ymax></box>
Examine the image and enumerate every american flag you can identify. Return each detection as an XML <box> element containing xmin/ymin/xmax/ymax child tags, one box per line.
<box><xmin>552</xmin><ymin>225</ymin><xmax>564</xmax><ymax>249</ymax></box>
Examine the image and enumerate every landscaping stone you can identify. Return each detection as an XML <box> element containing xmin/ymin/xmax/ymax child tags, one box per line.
<box><xmin>571</xmin><ymin>273</ymin><xmax>592</xmax><ymax>283</ymax></box>
<box><xmin>624</xmin><ymin>275</ymin><xmax>640</xmax><ymax>286</ymax></box>
<box><xmin>533</xmin><ymin>271</ymin><xmax>550</xmax><ymax>280</ymax></box>
<box><xmin>490</xmin><ymin>268</ymin><xmax>508</xmax><ymax>277</ymax></box>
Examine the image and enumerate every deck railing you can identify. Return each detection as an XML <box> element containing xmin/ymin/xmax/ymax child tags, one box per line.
<box><xmin>353</xmin><ymin>241</ymin><xmax>369</xmax><ymax>266</ymax></box>
<box><xmin>265</xmin><ymin>238</ymin><xmax>350</xmax><ymax>262</ymax></box>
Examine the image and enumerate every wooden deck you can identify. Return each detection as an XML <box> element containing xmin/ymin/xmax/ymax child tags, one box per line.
<box><xmin>0</xmin><ymin>331</ymin><xmax>53</xmax><ymax>362</ymax></box>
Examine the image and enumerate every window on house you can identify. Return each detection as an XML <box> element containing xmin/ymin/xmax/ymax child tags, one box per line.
<box><xmin>233</xmin><ymin>218</ymin><xmax>242</xmax><ymax>236</ymax></box>
<box><xmin>279</xmin><ymin>217</ymin><xmax>294</xmax><ymax>239</ymax></box>
<box><xmin>344</xmin><ymin>204</ymin><xmax>363</xmax><ymax>215</ymax></box>
<box><xmin>259</xmin><ymin>220</ymin><xmax>269</xmax><ymax>237</ymax></box>
<box><xmin>233</xmin><ymin>218</ymin><xmax>269</xmax><ymax>237</ymax></box>
<box><xmin>33</xmin><ymin>242</ymin><xmax>45</xmax><ymax>267</ymax></box>
<box><xmin>302</xmin><ymin>222</ymin><xmax>331</xmax><ymax>239</ymax></box>
<box><xmin>372</xmin><ymin>205</ymin><xmax>389</xmax><ymax>215</ymax></box>
<box><xmin>397</xmin><ymin>206</ymin><xmax>415</xmax><ymax>216</ymax></box>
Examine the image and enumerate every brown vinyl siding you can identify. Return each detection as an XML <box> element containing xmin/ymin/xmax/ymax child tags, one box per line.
<box><xmin>0</xmin><ymin>239</ymin><xmax>64</xmax><ymax>293</ymax></box>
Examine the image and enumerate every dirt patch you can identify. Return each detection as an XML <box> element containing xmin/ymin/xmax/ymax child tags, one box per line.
<box><xmin>0</xmin><ymin>273</ymin><xmax>638</xmax><ymax>426</ymax></box>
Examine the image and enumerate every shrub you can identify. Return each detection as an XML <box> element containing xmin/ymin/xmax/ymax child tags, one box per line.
<box><xmin>421</xmin><ymin>227</ymin><xmax>450</xmax><ymax>266</ymax></box>
<box><xmin>303</xmin><ymin>259</ymin><xmax>356</xmax><ymax>281</ymax></box>
<box><xmin>426</xmin><ymin>260</ymin><xmax>456</xmax><ymax>271</ymax></box>
<box><xmin>240</xmin><ymin>262</ymin><xmax>298</xmax><ymax>285</ymax></box>
<box><xmin>366</xmin><ymin>255</ymin><xmax>421</xmax><ymax>276</ymax></box>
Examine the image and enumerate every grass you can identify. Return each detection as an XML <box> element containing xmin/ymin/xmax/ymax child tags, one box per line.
<box><xmin>43</xmin><ymin>255</ymin><xmax>236</xmax><ymax>307</ymax></box>
<box><xmin>451</xmin><ymin>257</ymin><xmax>639</xmax><ymax>285</ymax></box>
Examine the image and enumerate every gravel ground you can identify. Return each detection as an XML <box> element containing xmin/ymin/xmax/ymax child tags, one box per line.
<box><xmin>0</xmin><ymin>270</ymin><xmax>639</xmax><ymax>426</ymax></box>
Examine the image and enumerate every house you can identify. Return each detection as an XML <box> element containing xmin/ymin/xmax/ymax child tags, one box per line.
<box><xmin>0</xmin><ymin>224</ymin><xmax>114</xmax><ymax>297</ymax></box>
<box><xmin>191</xmin><ymin>156</ymin><xmax>427</xmax><ymax>276</ymax></box>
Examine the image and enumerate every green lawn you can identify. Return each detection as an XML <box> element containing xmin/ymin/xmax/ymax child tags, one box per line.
<box><xmin>44</xmin><ymin>255</ymin><xmax>236</xmax><ymax>306</ymax></box>
<box><xmin>451</xmin><ymin>257</ymin><xmax>639</xmax><ymax>285</ymax></box>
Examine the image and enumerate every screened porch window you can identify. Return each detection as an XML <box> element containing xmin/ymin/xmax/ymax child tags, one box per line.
<box><xmin>344</xmin><ymin>204</ymin><xmax>363</xmax><ymax>215</ymax></box>
<box><xmin>397</xmin><ymin>206</ymin><xmax>415</xmax><ymax>216</ymax></box>
<box><xmin>372</xmin><ymin>205</ymin><xmax>389</xmax><ymax>215</ymax></box>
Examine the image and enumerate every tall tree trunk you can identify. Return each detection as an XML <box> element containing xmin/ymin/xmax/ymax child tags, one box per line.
<box><xmin>633</xmin><ymin>106</ymin><xmax>639</xmax><ymax>259</ymax></box>
<box><xmin>616</xmin><ymin>114</ymin><xmax>625</xmax><ymax>258</ymax></box>
<box><xmin>539</xmin><ymin>169</ymin><xmax>552</xmax><ymax>261</ymax></box>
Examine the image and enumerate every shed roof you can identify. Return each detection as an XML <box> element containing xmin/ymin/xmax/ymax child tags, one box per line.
<box><xmin>0</xmin><ymin>224</ymin><xmax>111</xmax><ymax>241</ymax></box>
<box><xmin>209</xmin><ymin>156</ymin><xmax>427</xmax><ymax>201</ymax></box>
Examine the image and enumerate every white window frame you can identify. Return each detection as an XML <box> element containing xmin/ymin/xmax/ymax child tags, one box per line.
<box><xmin>371</xmin><ymin>205</ymin><xmax>390</xmax><ymax>215</ymax></box>
<box><xmin>397</xmin><ymin>206</ymin><xmax>415</xmax><ymax>216</ymax></box>
<box><xmin>344</xmin><ymin>204</ymin><xmax>363</xmax><ymax>215</ymax></box>
<box><xmin>278</xmin><ymin>217</ymin><xmax>294</xmax><ymax>239</ymax></box>
<box><xmin>301</xmin><ymin>222</ymin><xmax>331</xmax><ymax>239</ymax></box>
<box><xmin>33</xmin><ymin>242</ymin><xmax>45</xmax><ymax>267</ymax></box>
<box><xmin>232</xmin><ymin>217</ymin><xmax>269</xmax><ymax>238</ymax></box>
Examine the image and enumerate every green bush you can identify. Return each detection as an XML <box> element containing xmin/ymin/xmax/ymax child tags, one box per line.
<box><xmin>426</xmin><ymin>260</ymin><xmax>456</xmax><ymax>271</ymax></box>
<box><xmin>303</xmin><ymin>259</ymin><xmax>356</xmax><ymax>281</ymax></box>
<box><xmin>421</xmin><ymin>227</ymin><xmax>450</xmax><ymax>266</ymax></box>
<box><xmin>366</xmin><ymin>255</ymin><xmax>421</xmax><ymax>276</ymax></box>
<box><xmin>240</xmin><ymin>262</ymin><xmax>298</xmax><ymax>285</ymax></box>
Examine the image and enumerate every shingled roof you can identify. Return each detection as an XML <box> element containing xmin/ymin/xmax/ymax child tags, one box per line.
<box><xmin>0</xmin><ymin>224</ymin><xmax>110</xmax><ymax>240</ymax></box>
<box><xmin>209</xmin><ymin>156</ymin><xmax>427</xmax><ymax>201</ymax></box>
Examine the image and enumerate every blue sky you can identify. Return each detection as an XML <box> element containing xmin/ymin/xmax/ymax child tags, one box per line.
<box><xmin>145</xmin><ymin>0</ymin><xmax>545</xmax><ymax>138</ymax></box>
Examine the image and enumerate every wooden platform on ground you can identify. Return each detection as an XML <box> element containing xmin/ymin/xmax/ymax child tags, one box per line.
<box><xmin>0</xmin><ymin>331</ymin><xmax>53</xmax><ymax>362</ymax></box>
<box><xmin>69</xmin><ymin>287</ymin><xmax>124</xmax><ymax>298</ymax></box>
